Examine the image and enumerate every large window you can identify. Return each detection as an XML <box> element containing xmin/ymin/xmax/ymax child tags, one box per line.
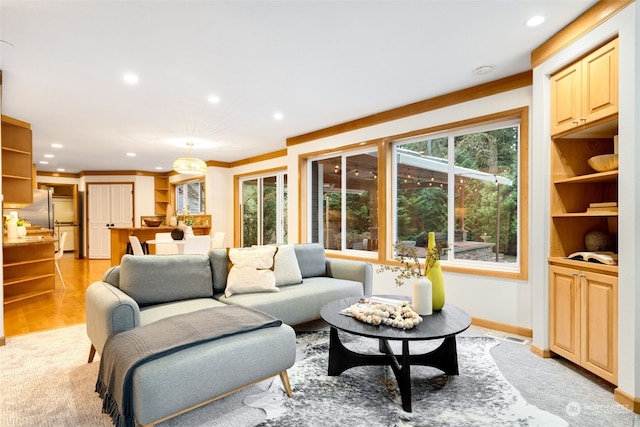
<box><xmin>308</xmin><ymin>149</ymin><xmax>379</xmax><ymax>253</ymax></box>
<box><xmin>240</xmin><ymin>171</ymin><xmax>288</xmax><ymax>247</ymax></box>
<box><xmin>392</xmin><ymin>119</ymin><xmax>521</xmax><ymax>269</ymax></box>
<box><xmin>175</xmin><ymin>178</ymin><xmax>205</xmax><ymax>214</ymax></box>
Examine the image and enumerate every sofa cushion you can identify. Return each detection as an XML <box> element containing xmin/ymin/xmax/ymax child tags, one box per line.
<box><xmin>208</xmin><ymin>248</ymin><xmax>229</xmax><ymax>293</ymax></box>
<box><xmin>274</xmin><ymin>244</ymin><xmax>303</xmax><ymax>286</ymax></box>
<box><xmin>225</xmin><ymin>246</ymin><xmax>279</xmax><ymax>297</ymax></box>
<box><xmin>119</xmin><ymin>254</ymin><xmax>213</xmax><ymax>306</ymax></box>
<box><xmin>293</xmin><ymin>243</ymin><xmax>327</xmax><ymax>278</ymax></box>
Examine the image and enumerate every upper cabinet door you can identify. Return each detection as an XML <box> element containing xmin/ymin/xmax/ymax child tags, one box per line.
<box><xmin>551</xmin><ymin>62</ymin><xmax>582</xmax><ymax>136</ymax></box>
<box><xmin>550</xmin><ymin>38</ymin><xmax>618</xmax><ymax>137</ymax></box>
<box><xmin>582</xmin><ymin>38</ymin><xmax>618</xmax><ymax>124</ymax></box>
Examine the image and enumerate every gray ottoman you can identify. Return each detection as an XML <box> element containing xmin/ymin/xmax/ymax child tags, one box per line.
<box><xmin>130</xmin><ymin>323</ymin><xmax>296</xmax><ymax>426</ymax></box>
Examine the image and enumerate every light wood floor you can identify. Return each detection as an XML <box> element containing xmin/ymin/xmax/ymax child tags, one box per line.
<box><xmin>3</xmin><ymin>254</ymin><xmax>112</xmax><ymax>337</ymax></box>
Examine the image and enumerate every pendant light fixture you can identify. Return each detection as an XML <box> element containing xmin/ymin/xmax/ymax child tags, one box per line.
<box><xmin>173</xmin><ymin>142</ymin><xmax>207</xmax><ymax>175</ymax></box>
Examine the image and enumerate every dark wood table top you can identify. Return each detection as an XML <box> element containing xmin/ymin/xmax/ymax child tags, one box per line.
<box><xmin>320</xmin><ymin>295</ymin><xmax>471</xmax><ymax>341</ymax></box>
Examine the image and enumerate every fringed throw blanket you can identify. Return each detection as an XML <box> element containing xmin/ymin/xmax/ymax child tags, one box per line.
<box><xmin>96</xmin><ymin>306</ymin><xmax>282</xmax><ymax>427</ymax></box>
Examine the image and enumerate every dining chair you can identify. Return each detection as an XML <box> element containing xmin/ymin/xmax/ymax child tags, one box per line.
<box><xmin>128</xmin><ymin>235</ymin><xmax>146</xmax><ymax>256</ymax></box>
<box><xmin>54</xmin><ymin>232</ymin><xmax>68</xmax><ymax>289</ymax></box>
<box><xmin>154</xmin><ymin>232</ymin><xmax>179</xmax><ymax>254</ymax></box>
<box><xmin>211</xmin><ymin>232</ymin><xmax>226</xmax><ymax>248</ymax></box>
<box><xmin>183</xmin><ymin>235</ymin><xmax>212</xmax><ymax>254</ymax></box>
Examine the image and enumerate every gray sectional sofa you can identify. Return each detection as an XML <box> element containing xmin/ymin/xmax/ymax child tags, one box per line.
<box><xmin>85</xmin><ymin>243</ymin><xmax>372</xmax><ymax>426</ymax></box>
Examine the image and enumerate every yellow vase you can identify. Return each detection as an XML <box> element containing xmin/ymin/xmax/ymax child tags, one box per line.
<box><xmin>426</xmin><ymin>232</ymin><xmax>446</xmax><ymax>310</ymax></box>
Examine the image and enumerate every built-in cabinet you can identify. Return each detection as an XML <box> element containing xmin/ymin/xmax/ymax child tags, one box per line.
<box><xmin>548</xmin><ymin>37</ymin><xmax>619</xmax><ymax>385</ymax></box>
<box><xmin>550</xmin><ymin>38</ymin><xmax>618</xmax><ymax>136</ymax></box>
<box><xmin>3</xmin><ymin>240</ymin><xmax>55</xmax><ymax>305</ymax></box>
<box><xmin>154</xmin><ymin>175</ymin><xmax>169</xmax><ymax>215</ymax></box>
<box><xmin>1</xmin><ymin>115</ymin><xmax>33</xmax><ymax>208</ymax></box>
<box><xmin>549</xmin><ymin>264</ymin><xmax>618</xmax><ymax>384</ymax></box>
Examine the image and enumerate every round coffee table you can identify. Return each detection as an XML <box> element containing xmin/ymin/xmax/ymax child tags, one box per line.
<box><xmin>320</xmin><ymin>295</ymin><xmax>471</xmax><ymax>412</ymax></box>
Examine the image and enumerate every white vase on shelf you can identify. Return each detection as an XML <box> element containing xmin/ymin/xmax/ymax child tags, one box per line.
<box><xmin>184</xmin><ymin>226</ymin><xmax>194</xmax><ymax>237</ymax></box>
<box><xmin>412</xmin><ymin>276</ymin><xmax>433</xmax><ymax>316</ymax></box>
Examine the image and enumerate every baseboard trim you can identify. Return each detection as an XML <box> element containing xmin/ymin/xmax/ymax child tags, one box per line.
<box><xmin>614</xmin><ymin>388</ymin><xmax>640</xmax><ymax>414</ymax></box>
<box><xmin>530</xmin><ymin>344</ymin><xmax>552</xmax><ymax>358</ymax></box>
<box><xmin>471</xmin><ymin>317</ymin><xmax>532</xmax><ymax>338</ymax></box>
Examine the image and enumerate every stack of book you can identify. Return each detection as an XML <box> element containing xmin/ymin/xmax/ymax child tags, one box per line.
<box><xmin>587</xmin><ymin>201</ymin><xmax>618</xmax><ymax>214</ymax></box>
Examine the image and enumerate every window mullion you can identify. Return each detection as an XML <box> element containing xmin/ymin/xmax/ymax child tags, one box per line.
<box><xmin>448</xmin><ymin>134</ymin><xmax>455</xmax><ymax>259</ymax></box>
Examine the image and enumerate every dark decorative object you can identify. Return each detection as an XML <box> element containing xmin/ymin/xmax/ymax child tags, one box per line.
<box><xmin>584</xmin><ymin>230</ymin><xmax>614</xmax><ymax>252</ymax></box>
<box><xmin>143</xmin><ymin>219</ymin><xmax>163</xmax><ymax>227</ymax></box>
<box><xmin>171</xmin><ymin>228</ymin><xmax>184</xmax><ymax>240</ymax></box>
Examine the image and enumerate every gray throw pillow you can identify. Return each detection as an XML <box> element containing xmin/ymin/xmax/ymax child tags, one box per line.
<box><xmin>293</xmin><ymin>243</ymin><xmax>327</xmax><ymax>278</ymax></box>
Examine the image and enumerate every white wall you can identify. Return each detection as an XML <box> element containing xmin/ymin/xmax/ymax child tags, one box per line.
<box><xmin>531</xmin><ymin>2</ymin><xmax>638</xmax><ymax>400</ymax></box>
<box><xmin>286</xmin><ymin>86</ymin><xmax>533</xmax><ymax>329</ymax></box>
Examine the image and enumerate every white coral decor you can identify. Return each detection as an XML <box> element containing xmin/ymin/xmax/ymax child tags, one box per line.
<box><xmin>348</xmin><ymin>300</ymin><xmax>423</xmax><ymax>329</ymax></box>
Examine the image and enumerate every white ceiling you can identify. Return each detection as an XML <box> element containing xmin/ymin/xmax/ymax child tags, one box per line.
<box><xmin>0</xmin><ymin>0</ymin><xmax>596</xmax><ymax>174</ymax></box>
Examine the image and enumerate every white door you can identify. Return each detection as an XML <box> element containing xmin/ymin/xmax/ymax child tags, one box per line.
<box><xmin>88</xmin><ymin>184</ymin><xmax>133</xmax><ymax>259</ymax></box>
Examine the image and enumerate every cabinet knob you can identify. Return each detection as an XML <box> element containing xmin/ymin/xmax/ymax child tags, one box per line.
<box><xmin>580</xmin><ymin>117</ymin><xmax>587</xmax><ymax>122</ymax></box>
<box><xmin>572</xmin><ymin>120</ymin><xmax>579</xmax><ymax>125</ymax></box>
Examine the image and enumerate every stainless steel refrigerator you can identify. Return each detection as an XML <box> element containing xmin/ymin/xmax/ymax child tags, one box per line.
<box><xmin>16</xmin><ymin>189</ymin><xmax>55</xmax><ymax>229</ymax></box>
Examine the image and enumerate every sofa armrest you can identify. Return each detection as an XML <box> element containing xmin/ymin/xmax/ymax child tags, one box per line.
<box><xmin>85</xmin><ymin>281</ymin><xmax>141</xmax><ymax>356</ymax></box>
<box><xmin>326</xmin><ymin>259</ymin><xmax>373</xmax><ymax>296</ymax></box>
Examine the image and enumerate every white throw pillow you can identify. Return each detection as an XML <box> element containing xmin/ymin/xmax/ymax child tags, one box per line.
<box><xmin>225</xmin><ymin>246</ymin><xmax>278</xmax><ymax>297</ymax></box>
<box><xmin>274</xmin><ymin>244</ymin><xmax>303</xmax><ymax>286</ymax></box>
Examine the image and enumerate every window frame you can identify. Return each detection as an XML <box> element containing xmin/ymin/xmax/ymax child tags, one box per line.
<box><xmin>299</xmin><ymin>107</ymin><xmax>528</xmax><ymax>280</ymax></box>
<box><xmin>305</xmin><ymin>147</ymin><xmax>381</xmax><ymax>257</ymax></box>
<box><xmin>173</xmin><ymin>177</ymin><xmax>205</xmax><ymax>215</ymax></box>
<box><xmin>391</xmin><ymin>116</ymin><xmax>523</xmax><ymax>275</ymax></box>
<box><xmin>234</xmin><ymin>167</ymin><xmax>288</xmax><ymax>247</ymax></box>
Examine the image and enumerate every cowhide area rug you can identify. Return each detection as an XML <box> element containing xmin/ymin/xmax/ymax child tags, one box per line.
<box><xmin>250</xmin><ymin>330</ymin><xmax>568</xmax><ymax>427</ymax></box>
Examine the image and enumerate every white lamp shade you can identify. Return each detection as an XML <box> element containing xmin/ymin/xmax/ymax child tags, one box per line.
<box><xmin>173</xmin><ymin>157</ymin><xmax>207</xmax><ymax>174</ymax></box>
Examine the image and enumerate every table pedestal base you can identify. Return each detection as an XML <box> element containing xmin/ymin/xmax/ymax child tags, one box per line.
<box><xmin>327</xmin><ymin>326</ymin><xmax>460</xmax><ymax>412</ymax></box>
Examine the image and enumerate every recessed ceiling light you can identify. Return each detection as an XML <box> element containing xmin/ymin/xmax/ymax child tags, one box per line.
<box><xmin>525</xmin><ymin>15</ymin><xmax>545</xmax><ymax>27</ymax></box>
<box><xmin>273</xmin><ymin>111</ymin><xmax>284</xmax><ymax>120</ymax></box>
<box><xmin>155</xmin><ymin>166</ymin><xmax>163</xmax><ymax>170</ymax></box>
<box><xmin>44</xmin><ymin>154</ymin><xmax>54</xmax><ymax>158</ymax></box>
<box><xmin>208</xmin><ymin>94</ymin><xmax>220</xmax><ymax>104</ymax></box>
<box><xmin>126</xmin><ymin>152</ymin><xmax>136</xmax><ymax>157</ymax></box>
<box><xmin>56</xmin><ymin>168</ymin><xmax>65</xmax><ymax>172</ymax></box>
<box><xmin>473</xmin><ymin>66</ymin><xmax>493</xmax><ymax>75</ymax></box>
<box><xmin>51</xmin><ymin>143</ymin><xmax>63</xmax><ymax>148</ymax></box>
<box><xmin>39</xmin><ymin>161</ymin><xmax>49</xmax><ymax>164</ymax></box>
<box><xmin>123</xmin><ymin>72</ymin><xmax>139</xmax><ymax>85</ymax></box>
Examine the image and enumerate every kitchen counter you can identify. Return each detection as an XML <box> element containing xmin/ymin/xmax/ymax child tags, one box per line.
<box><xmin>3</xmin><ymin>235</ymin><xmax>55</xmax><ymax>248</ymax></box>
<box><xmin>110</xmin><ymin>225</ymin><xmax>212</xmax><ymax>264</ymax></box>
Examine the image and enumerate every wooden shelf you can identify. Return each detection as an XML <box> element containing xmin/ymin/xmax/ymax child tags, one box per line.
<box><xmin>554</xmin><ymin>170</ymin><xmax>617</xmax><ymax>184</ymax></box>
<box><xmin>552</xmin><ymin>212</ymin><xmax>618</xmax><ymax>218</ymax></box>
<box><xmin>548</xmin><ymin>256</ymin><xmax>618</xmax><ymax>274</ymax></box>
<box><xmin>154</xmin><ymin>175</ymin><xmax>170</xmax><ymax>215</ymax></box>
<box><xmin>2</xmin><ymin>115</ymin><xmax>33</xmax><ymax>207</ymax></box>
<box><xmin>3</xmin><ymin>241</ymin><xmax>55</xmax><ymax>305</ymax></box>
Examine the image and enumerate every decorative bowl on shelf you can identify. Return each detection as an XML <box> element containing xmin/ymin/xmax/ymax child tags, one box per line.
<box><xmin>143</xmin><ymin>219</ymin><xmax>163</xmax><ymax>227</ymax></box>
<box><xmin>587</xmin><ymin>154</ymin><xmax>618</xmax><ymax>172</ymax></box>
